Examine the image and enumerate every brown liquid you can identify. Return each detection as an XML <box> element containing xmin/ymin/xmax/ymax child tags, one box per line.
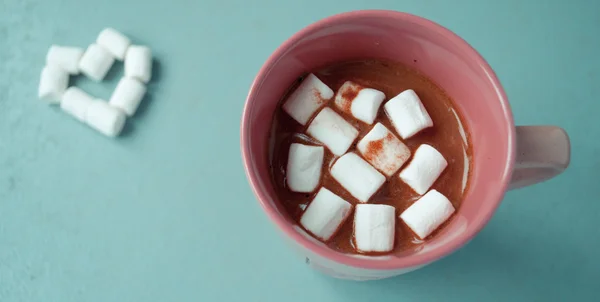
<box><xmin>268</xmin><ymin>59</ymin><xmax>473</xmax><ymax>254</ymax></box>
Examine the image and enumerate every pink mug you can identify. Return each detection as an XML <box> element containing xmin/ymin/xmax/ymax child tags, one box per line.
<box><xmin>240</xmin><ymin>10</ymin><xmax>570</xmax><ymax>280</ymax></box>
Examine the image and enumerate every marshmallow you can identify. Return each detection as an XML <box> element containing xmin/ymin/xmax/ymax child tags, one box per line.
<box><xmin>384</xmin><ymin>89</ymin><xmax>433</xmax><ymax>139</ymax></box>
<box><xmin>60</xmin><ymin>87</ymin><xmax>95</xmax><ymax>121</ymax></box>
<box><xmin>286</xmin><ymin>143</ymin><xmax>324</xmax><ymax>193</ymax></box>
<box><xmin>330</xmin><ymin>153</ymin><xmax>385</xmax><ymax>203</ymax></box>
<box><xmin>109</xmin><ymin>77</ymin><xmax>147</xmax><ymax>116</ymax></box>
<box><xmin>354</xmin><ymin>204</ymin><xmax>396</xmax><ymax>253</ymax></box>
<box><xmin>78</xmin><ymin>44</ymin><xmax>115</xmax><ymax>81</ymax></box>
<box><xmin>334</xmin><ymin>81</ymin><xmax>385</xmax><ymax>124</ymax></box>
<box><xmin>400</xmin><ymin>190</ymin><xmax>455</xmax><ymax>239</ymax></box>
<box><xmin>399</xmin><ymin>144</ymin><xmax>448</xmax><ymax>195</ymax></box>
<box><xmin>46</xmin><ymin>45</ymin><xmax>84</xmax><ymax>74</ymax></box>
<box><xmin>125</xmin><ymin>45</ymin><xmax>152</xmax><ymax>83</ymax></box>
<box><xmin>307</xmin><ymin>107</ymin><xmax>359</xmax><ymax>156</ymax></box>
<box><xmin>282</xmin><ymin>73</ymin><xmax>334</xmax><ymax>125</ymax></box>
<box><xmin>357</xmin><ymin>123</ymin><xmax>411</xmax><ymax>177</ymax></box>
<box><xmin>96</xmin><ymin>28</ymin><xmax>131</xmax><ymax>60</ymax></box>
<box><xmin>38</xmin><ymin>66</ymin><xmax>69</xmax><ymax>104</ymax></box>
<box><xmin>85</xmin><ymin>100</ymin><xmax>127</xmax><ymax>137</ymax></box>
<box><xmin>300</xmin><ymin>188</ymin><xmax>352</xmax><ymax>241</ymax></box>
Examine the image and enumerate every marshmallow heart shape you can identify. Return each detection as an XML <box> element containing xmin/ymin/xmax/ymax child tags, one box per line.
<box><xmin>38</xmin><ymin>28</ymin><xmax>155</xmax><ymax>138</ymax></box>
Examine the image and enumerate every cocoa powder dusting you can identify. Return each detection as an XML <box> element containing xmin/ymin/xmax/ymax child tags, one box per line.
<box><xmin>363</xmin><ymin>138</ymin><xmax>385</xmax><ymax>162</ymax></box>
<box><xmin>312</xmin><ymin>88</ymin><xmax>326</xmax><ymax>105</ymax></box>
<box><xmin>340</xmin><ymin>84</ymin><xmax>361</xmax><ymax>113</ymax></box>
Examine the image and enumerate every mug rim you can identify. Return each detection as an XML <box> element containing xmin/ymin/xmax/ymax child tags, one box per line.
<box><xmin>241</xmin><ymin>10</ymin><xmax>515</xmax><ymax>270</ymax></box>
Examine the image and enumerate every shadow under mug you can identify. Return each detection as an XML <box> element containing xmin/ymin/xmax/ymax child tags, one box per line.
<box><xmin>240</xmin><ymin>10</ymin><xmax>570</xmax><ymax>280</ymax></box>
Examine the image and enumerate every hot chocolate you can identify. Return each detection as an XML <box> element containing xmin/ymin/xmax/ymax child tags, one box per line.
<box><xmin>268</xmin><ymin>59</ymin><xmax>472</xmax><ymax>255</ymax></box>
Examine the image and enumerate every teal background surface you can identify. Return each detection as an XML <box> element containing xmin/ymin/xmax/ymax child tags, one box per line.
<box><xmin>1</xmin><ymin>0</ymin><xmax>598</xmax><ymax>301</ymax></box>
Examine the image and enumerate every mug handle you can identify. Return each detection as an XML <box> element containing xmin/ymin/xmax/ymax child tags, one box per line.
<box><xmin>509</xmin><ymin>126</ymin><xmax>571</xmax><ymax>190</ymax></box>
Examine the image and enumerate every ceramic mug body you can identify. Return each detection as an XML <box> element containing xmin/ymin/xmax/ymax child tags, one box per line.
<box><xmin>241</xmin><ymin>10</ymin><xmax>569</xmax><ymax>280</ymax></box>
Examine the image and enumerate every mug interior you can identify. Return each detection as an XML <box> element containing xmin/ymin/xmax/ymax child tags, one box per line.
<box><xmin>242</xmin><ymin>10</ymin><xmax>514</xmax><ymax>269</ymax></box>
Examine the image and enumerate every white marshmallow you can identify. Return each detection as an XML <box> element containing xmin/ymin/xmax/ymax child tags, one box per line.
<box><xmin>399</xmin><ymin>144</ymin><xmax>448</xmax><ymax>195</ymax></box>
<box><xmin>79</xmin><ymin>44</ymin><xmax>115</xmax><ymax>81</ymax></box>
<box><xmin>400</xmin><ymin>190</ymin><xmax>455</xmax><ymax>239</ymax></box>
<box><xmin>85</xmin><ymin>100</ymin><xmax>127</xmax><ymax>137</ymax></box>
<box><xmin>125</xmin><ymin>45</ymin><xmax>152</xmax><ymax>83</ymax></box>
<box><xmin>334</xmin><ymin>81</ymin><xmax>385</xmax><ymax>124</ymax></box>
<box><xmin>38</xmin><ymin>66</ymin><xmax>69</xmax><ymax>104</ymax></box>
<box><xmin>96</xmin><ymin>28</ymin><xmax>131</xmax><ymax>60</ymax></box>
<box><xmin>286</xmin><ymin>143</ymin><xmax>324</xmax><ymax>193</ymax></box>
<box><xmin>60</xmin><ymin>87</ymin><xmax>95</xmax><ymax>121</ymax></box>
<box><xmin>300</xmin><ymin>188</ymin><xmax>352</xmax><ymax>241</ymax></box>
<box><xmin>307</xmin><ymin>107</ymin><xmax>358</xmax><ymax>156</ymax></box>
<box><xmin>354</xmin><ymin>204</ymin><xmax>396</xmax><ymax>253</ymax></box>
<box><xmin>109</xmin><ymin>77</ymin><xmax>147</xmax><ymax>116</ymax></box>
<box><xmin>357</xmin><ymin>123</ymin><xmax>411</xmax><ymax>177</ymax></box>
<box><xmin>282</xmin><ymin>73</ymin><xmax>334</xmax><ymax>125</ymax></box>
<box><xmin>384</xmin><ymin>89</ymin><xmax>433</xmax><ymax>139</ymax></box>
<box><xmin>46</xmin><ymin>45</ymin><xmax>84</xmax><ymax>74</ymax></box>
<box><xmin>330</xmin><ymin>153</ymin><xmax>385</xmax><ymax>203</ymax></box>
